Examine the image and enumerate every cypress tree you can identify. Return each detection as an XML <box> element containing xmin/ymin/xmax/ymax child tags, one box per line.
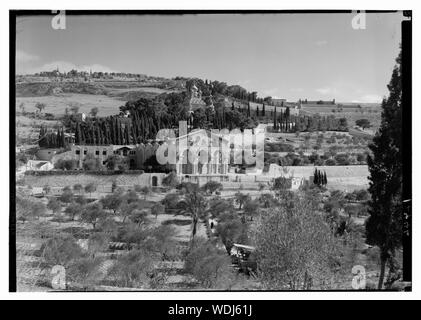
<box><xmin>313</xmin><ymin>168</ymin><xmax>319</xmax><ymax>185</ymax></box>
<box><xmin>61</xmin><ymin>127</ymin><xmax>65</xmax><ymax>147</ymax></box>
<box><xmin>366</xmin><ymin>49</ymin><xmax>403</xmax><ymax>289</ymax></box>
<box><xmin>273</xmin><ymin>106</ymin><xmax>277</xmax><ymax>130</ymax></box>
<box><xmin>262</xmin><ymin>103</ymin><xmax>266</xmax><ymax>117</ymax></box>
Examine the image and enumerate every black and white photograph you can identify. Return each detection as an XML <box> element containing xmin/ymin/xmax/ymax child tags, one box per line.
<box><xmin>9</xmin><ymin>7</ymin><xmax>413</xmax><ymax>297</ymax></box>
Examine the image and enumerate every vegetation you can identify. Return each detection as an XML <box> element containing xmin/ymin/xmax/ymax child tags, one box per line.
<box><xmin>366</xmin><ymin>50</ymin><xmax>403</xmax><ymax>289</ymax></box>
<box><xmin>254</xmin><ymin>199</ymin><xmax>337</xmax><ymax>290</ymax></box>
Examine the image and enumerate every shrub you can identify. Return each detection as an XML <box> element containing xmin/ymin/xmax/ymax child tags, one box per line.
<box><xmin>151</xmin><ymin>203</ymin><xmax>165</xmax><ymax>218</ymax></box>
<box><xmin>185</xmin><ymin>238</ymin><xmax>235</xmax><ymax>289</ymax></box>
<box><xmin>325</xmin><ymin>158</ymin><xmax>337</xmax><ymax>166</ymax></box>
<box><xmin>201</xmin><ymin>181</ymin><xmax>223</xmax><ymax>195</ymax></box>
<box><xmin>162</xmin><ymin>171</ymin><xmax>179</xmax><ymax>188</ymax></box>
<box><xmin>47</xmin><ymin>197</ymin><xmax>61</xmax><ymax>215</ymax></box>
<box><xmin>334</xmin><ymin>153</ymin><xmax>350</xmax><ymax>165</ymax></box>
<box><xmin>54</xmin><ymin>159</ymin><xmax>78</xmax><ymax>170</ymax></box>
<box><xmin>80</xmin><ymin>203</ymin><xmax>107</xmax><ymax>230</ymax></box>
<box><xmin>254</xmin><ymin>201</ymin><xmax>337</xmax><ymax>290</ymax></box>
<box><xmin>41</xmin><ymin>235</ymin><xmax>84</xmax><ymax>268</ymax></box>
<box><xmin>107</xmin><ymin>249</ymin><xmax>154</xmax><ymax>288</ymax></box>
<box><xmin>83</xmin><ymin>154</ymin><xmax>103</xmax><ymax>171</ymax></box>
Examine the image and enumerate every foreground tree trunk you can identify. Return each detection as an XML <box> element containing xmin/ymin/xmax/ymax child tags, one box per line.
<box><xmin>190</xmin><ymin>215</ymin><xmax>198</xmax><ymax>248</ymax></box>
<box><xmin>378</xmin><ymin>251</ymin><xmax>388</xmax><ymax>290</ymax></box>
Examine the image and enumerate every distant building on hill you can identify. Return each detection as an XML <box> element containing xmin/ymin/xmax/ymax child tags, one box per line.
<box><xmin>271</xmin><ymin>98</ymin><xmax>287</xmax><ymax>106</ymax></box>
<box><xmin>299</xmin><ymin>99</ymin><xmax>336</xmax><ymax>105</ymax></box>
<box><xmin>52</xmin><ymin>143</ymin><xmax>161</xmax><ymax>170</ymax></box>
<box><xmin>188</xmin><ymin>84</ymin><xmax>208</xmax><ymax>112</ymax></box>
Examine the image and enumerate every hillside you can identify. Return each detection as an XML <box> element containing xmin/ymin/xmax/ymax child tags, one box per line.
<box><xmin>16</xmin><ymin>82</ymin><xmax>109</xmax><ymax>97</ymax></box>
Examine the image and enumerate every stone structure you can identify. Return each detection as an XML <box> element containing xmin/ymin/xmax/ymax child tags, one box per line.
<box><xmin>165</xmin><ymin>129</ymin><xmax>230</xmax><ymax>176</ymax></box>
<box><xmin>53</xmin><ymin>143</ymin><xmax>161</xmax><ymax>169</ymax></box>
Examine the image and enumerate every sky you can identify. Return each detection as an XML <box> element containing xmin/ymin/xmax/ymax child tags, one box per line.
<box><xmin>16</xmin><ymin>12</ymin><xmax>404</xmax><ymax>103</ymax></box>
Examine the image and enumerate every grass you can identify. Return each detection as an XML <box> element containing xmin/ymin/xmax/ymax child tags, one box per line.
<box><xmin>16</xmin><ymin>94</ymin><xmax>124</xmax><ymax>117</ymax></box>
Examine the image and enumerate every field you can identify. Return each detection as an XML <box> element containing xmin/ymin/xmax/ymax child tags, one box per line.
<box><xmin>301</xmin><ymin>106</ymin><xmax>382</xmax><ymax>132</ymax></box>
<box><xmin>16</xmin><ymin>193</ymin><xmax>206</xmax><ymax>291</ymax></box>
<box><xmin>16</xmin><ymin>94</ymin><xmax>125</xmax><ymax>117</ymax></box>
<box><xmin>15</xmin><ymin>81</ymin><xmax>177</xmax><ymax>146</ymax></box>
<box><xmin>15</xmin><ymin>79</ymin><xmax>180</xmax><ymax>117</ymax></box>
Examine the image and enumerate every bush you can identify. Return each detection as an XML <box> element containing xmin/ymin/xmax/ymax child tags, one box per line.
<box><xmin>83</xmin><ymin>154</ymin><xmax>103</xmax><ymax>171</ymax></box>
<box><xmin>324</xmin><ymin>158</ymin><xmax>337</xmax><ymax>166</ymax></box>
<box><xmin>334</xmin><ymin>153</ymin><xmax>350</xmax><ymax>165</ymax></box>
<box><xmin>354</xmin><ymin>189</ymin><xmax>370</xmax><ymax>202</ymax></box>
<box><xmin>201</xmin><ymin>181</ymin><xmax>223</xmax><ymax>195</ymax></box>
<box><xmin>16</xmin><ymin>197</ymin><xmax>47</xmax><ymax>222</ymax></box>
<box><xmin>107</xmin><ymin>249</ymin><xmax>154</xmax><ymax>288</ymax></box>
<box><xmin>162</xmin><ymin>172</ymin><xmax>179</xmax><ymax>188</ymax></box>
<box><xmin>54</xmin><ymin>159</ymin><xmax>78</xmax><ymax>170</ymax></box>
<box><xmin>185</xmin><ymin>238</ymin><xmax>235</xmax><ymax>289</ymax></box>
<box><xmin>356</xmin><ymin>153</ymin><xmax>367</xmax><ymax>163</ymax></box>
<box><xmin>265</xmin><ymin>143</ymin><xmax>294</xmax><ymax>153</ymax></box>
<box><xmin>254</xmin><ymin>201</ymin><xmax>337</xmax><ymax>290</ymax></box>
<box><xmin>41</xmin><ymin>235</ymin><xmax>84</xmax><ymax>268</ymax></box>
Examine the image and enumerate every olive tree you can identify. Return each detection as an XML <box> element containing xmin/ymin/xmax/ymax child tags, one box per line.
<box><xmin>254</xmin><ymin>200</ymin><xmax>337</xmax><ymax>290</ymax></box>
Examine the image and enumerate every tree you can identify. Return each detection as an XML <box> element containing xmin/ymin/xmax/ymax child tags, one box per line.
<box><xmin>258</xmin><ymin>193</ymin><xmax>279</xmax><ymax>208</ymax></box>
<box><xmin>87</xmin><ymin>232</ymin><xmax>110</xmax><ymax>258</ymax></box>
<box><xmin>43</xmin><ymin>185</ymin><xmax>51</xmax><ymax>195</ymax></box>
<box><xmin>151</xmin><ymin>203</ymin><xmax>165</xmax><ymax>219</ymax></box>
<box><xmin>124</xmin><ymin>190</ymin><xmax>139</xmax><ymax>204</ymax></box>
<box><xmin>81</xmin><ymin>203</ymin><xmax>107</xmax><ymax>230</ymax></box>
<box><xmin>89</xmin><ymin>107</ymin><xmax>99</xmax><ymax>117</ymax></box>
<box><xmin>147</xmin><ymin>224</ymin><xmax>178</xmax><ymax>260</ymax></box>
<box><xmin>243</xmin><ymin>199</ymin><xmax>260</xmax><ymax>221</ymax></box>
<box><xmin>73</xmin><ymin>184</ymin><xmax>83</xmax><ymax>194</ymax></box>
<box><xmin>184</xmin><ymin>238</ymin><xmax>235</xmax><ymax>289</ymax></box>
<box><xmin>54</xmin><ymin>159</ymin><xmax>77</xmax><ymax>171</ymax></box>
<box><xmin>41</xmin><ymin>235</ymin><xmax>83</xmax><ymax>268</ymax></box>
<box><xmin>366</xmin><ymin>50</ymin><xmax>403</xmax><ymax>290</ymax></box>
<box><xmin>107</xmin><ymin>249</ymin><xmax>154</xmax><ymax>288</ymax></box>
<box><xmin>84</xmin><ymin>183</ymin><xmax>97</xmax><ymax>198</ymax></box>
<box><xmin>254</xmin><ymin>200</ymin><xmax>337</xmax><ymax>290</ymax></box>
<box><xmin>201</xmin><ymin>181</ymin><xmax>223</xmax><ymax>195</ymax></box>
<box><xmin>101</xmin><ymin>190</ymin><xmax>124</xmax><ymax>214</ymax></box>
<box><xmin>83</xmin><ymin>153</ymin><xmax>101</xmax><ymax>171</ymax></box>
<box><xmin>69</xmin><ymin>104</ymin><xmax>80</xmax><ymax>114</ymax></box>
<box><xmin>35</xmin><ymin>102</ymin><xmax>46</xmax><ymax>113</ymax></box>
<box><xmin>207</xmin><ymin>198</ymin><xmax>235</xmax><ymax>219</ymax></box>
<box><xmin>106</xmin><ymin>154</ymin><xmax>129</xmax><ymax>171</ymax></box>
<box><xmin>162</xmin><ymin>193</ymin><xmax>180</xmax><ymax>213</ymax></box>
<box><xmin>139</xmin><ymin>186</ymin><xmax>151</xmax><ymax>200</ymax></box>
<box><xmin>234</xmin><ymin>192</ymin><xmax>250</xmax><ymax>210</ymax></box>
<box><xmin>130</xmin><ymin>209</ymin><xmax>149</xmax><ymax>226</ymax></box>
<box><xmin>162</xmin><ymin>171</ymin><xmax>180</xmax><ymax>188</ymax></box>
<box><xmin>177</xmin><ymin>189</ymin><xmax>207</xmax><ymax>245</ymax></box>
<box><xmin>18</xmin><ymin>102</ymin><xmax>25</xmax><ymax>114</ymax></box>
<box><xmin>273</xmin><ymin>106</ymin><xmax>277</xmax><ymax>130</ymax></box>
<box><xmin>59</xmin><ymin>188</ymin><xmax>74</xmax><ymax>204</ymax></box>
<box><xmin>47</xmin><ymin>197</ymin><xmax>61</xmax><ymax>215</ymax></box>
<box><xmin>31</xmin><ymin>201</ymin><xmax>47</xmax><ymax>220</ymax></box>
<box><xmin>65</xmin><ymin>202</ymin><xmax>82</xmax><ymax>221</ymax></box>
<box><xmin>216</xmin><ymin>213</ymin><xmax>248</xmax><ymax>253</ymax></box>
<box><xmin>272</xmin><ymin>176</ymin><xmax>292</xmax><ymax>192</ymax></box>
<box><xmin>119</xmin><ymin>201</ymin><xmax>144</xmax><ymax>223</ymax></box>
<box><xmin>355</xmin><ymin>119</ymin><xmax>371</xmax><ymax>129</ymax></box>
